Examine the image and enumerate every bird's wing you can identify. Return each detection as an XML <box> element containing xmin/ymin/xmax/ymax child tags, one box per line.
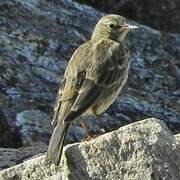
<box><xmin>63</xmin><ymin>39</ymin><xmax>129</xmax><ymax>123</ymax></box>
<box><xmin>52</xmin><ymin>41</ymin><xmax>92</xmax><ymax>126</ymax></box>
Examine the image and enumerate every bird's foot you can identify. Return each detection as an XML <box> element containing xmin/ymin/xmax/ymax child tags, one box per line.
<box><xmin>85</xmin><ymin>133</ymin><xmax>97</xmax><ymax>141</ymax></box>
<box><xmin>84</xmin><ymin>128</ymin><xmax>106</xmax><ymax>141</ymax></box>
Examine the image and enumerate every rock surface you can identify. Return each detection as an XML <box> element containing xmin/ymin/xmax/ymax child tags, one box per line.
<box><xmin>0</xmin><ymin>143</ymin><xmax>47</xmax><ymax>170</ymax></box>
<box><xmin>75</xmin><ymin>0</ymin><xmax>180</xmax><ymax>33</ymax></box>
<box><xmin>0</xmin><ymin>0</ymin><xmax>180</xmax><ymax>146</ymax></box>
<box><xmin>16</xmin><ymin>110</ymin><xmax>52</xmax><ymax>146</ymax></box>
<box><xmin>1</xmin><ymin>118</ymin><xmax>180</xmax><ymax>180</ymax></box>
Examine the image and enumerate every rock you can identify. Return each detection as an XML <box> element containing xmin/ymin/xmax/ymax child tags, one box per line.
<box><xmin>64</xmin><ymin>118</ymin><xmax>180</xmax><ymax>179</ymax></box>
<box><xmin>75</xmin><ymin>0</ymin><xmax>180</xmax><ymax>33</ymax></box>
<box><xmin>0</xmin><ymin>0</ymin><xmax>180</xmax><ymax>148</ymax></box>
<box><xmin>0</xmin><ymin>143</ymin><xmax>47</xmax><ymax>170</ymax></box>
<box><xmin>0</xmin><ymin>155</ymin><xmax>62</xmax><ymax>180</ymax></box>
<box><xmin>1</xmin><ymin>118</ymin><xmax>180</xmax><ymax>180</ymax></box>
<box><xmin>16</xmin><ymin>110</ymin><xmax>52</xmax><ymax>146</ymax></box>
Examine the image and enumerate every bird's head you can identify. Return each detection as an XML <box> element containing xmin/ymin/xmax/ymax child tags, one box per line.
<box><xmin>91</xmin><ymin>14</ymin><xmax>137</xmax><ymax>43</ymax></box>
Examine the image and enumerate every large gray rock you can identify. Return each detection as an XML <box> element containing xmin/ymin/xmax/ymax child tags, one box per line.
<box><xmin>1</xmin><ymin>118</ymin><xmax>180</xmax><ymax>180</ymax></box>
<box><xmin>0</xmin><ymin>0</ymin><xmax>180</xmax><ymax>146</ymax></box>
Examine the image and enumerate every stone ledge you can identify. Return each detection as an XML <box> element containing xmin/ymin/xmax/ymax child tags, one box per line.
<box><xmin>1</xmin><ymin>118</ymin><xmax>180</xmax><ymax>180</ymax></box>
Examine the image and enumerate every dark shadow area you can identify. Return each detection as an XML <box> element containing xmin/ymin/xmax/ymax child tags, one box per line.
<box><xmin>0</xmin><ymin>108</ymin><xmax>22</xmax><ymax>148</ymax></box>
<box><xmin>75</xmin><ymin>0</ymin><xmax>180</xmax><ymax>33</ymax></box>
<box><xmin>65</xmin><ymin>144</ymin><xmax>93</xmax><ymax>180</ymax></box>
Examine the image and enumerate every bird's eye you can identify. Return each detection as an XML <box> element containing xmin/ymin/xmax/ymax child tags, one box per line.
<box><xmin>108</xmin><ymin>23</ymin><xmax>115</xmax><ymax>29</ymax></box>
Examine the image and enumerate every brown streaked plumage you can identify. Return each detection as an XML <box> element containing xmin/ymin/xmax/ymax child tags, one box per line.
<box><xmin>46</xmin><ymin>14</ymin><xmax>137</xmax><ymax>165</ymax></box>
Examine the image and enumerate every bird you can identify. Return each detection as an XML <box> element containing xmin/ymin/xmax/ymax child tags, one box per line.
<box><xmin>46</xmin><ymin>14</ymin><xmax>137</xmax><ymax>165</ymax></box>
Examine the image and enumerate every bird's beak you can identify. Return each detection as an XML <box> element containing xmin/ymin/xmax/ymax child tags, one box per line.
<box><xmin>122</xmin><ymin>23</ymin><xmax>138</xmax><ymax>31</ymax></box>
<box><xmin>117</xmin><ymin>23</ymin><xmax>138</xmax><ymax>42</ymax></box>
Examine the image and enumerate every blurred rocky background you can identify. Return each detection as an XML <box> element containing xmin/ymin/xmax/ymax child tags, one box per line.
<box><xmin>75</xmin><ymin>0</ymin><xmax>180</xmax><ymax>33</ymax></box>
<box><xmin>0</xmin><ymin>0</ymin><xmax>180</xmax><ymax>167</ymax></box>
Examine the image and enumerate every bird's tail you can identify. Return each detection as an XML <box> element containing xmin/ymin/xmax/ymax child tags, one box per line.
<box><xmin>46</xmin><ymin>121</ymin><xmax>71</xmax><ymax>165</ymax></box>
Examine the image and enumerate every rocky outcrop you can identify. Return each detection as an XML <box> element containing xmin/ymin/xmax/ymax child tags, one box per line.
<box><xmin>0</xmin><ymin>0</ymin><xmax>180</xmax><ymax>146</ymax></box>
<box><xmin>75</xmin><ymin>0</ymin><xmax>180</xmax><ymax>33</ymax></box>
<box><xmin>1</xmin><ymin>118</ymin><xmax>180</xmax><ymax>180</ymax></box>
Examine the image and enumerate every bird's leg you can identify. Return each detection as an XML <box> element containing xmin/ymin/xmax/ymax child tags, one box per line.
<box><xmin>80</xmin><ymin>118</ymin><xmax>103</xmax><ymax>141</ymax></box>
<box><xmin>80</xmin><ymin>120</ymin><xmax>92</xmax><ymax>139</ymax></box>
<box><xmin>80</xmin><ymin>116</ymin><xmax>98</xmax><ymax>140</ymax></box>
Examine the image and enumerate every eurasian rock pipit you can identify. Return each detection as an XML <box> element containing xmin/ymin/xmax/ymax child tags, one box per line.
<box><xmin>46</xmin><ymin>14</ymin><xmax>137</xmax><ymax>165</ymax></box>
